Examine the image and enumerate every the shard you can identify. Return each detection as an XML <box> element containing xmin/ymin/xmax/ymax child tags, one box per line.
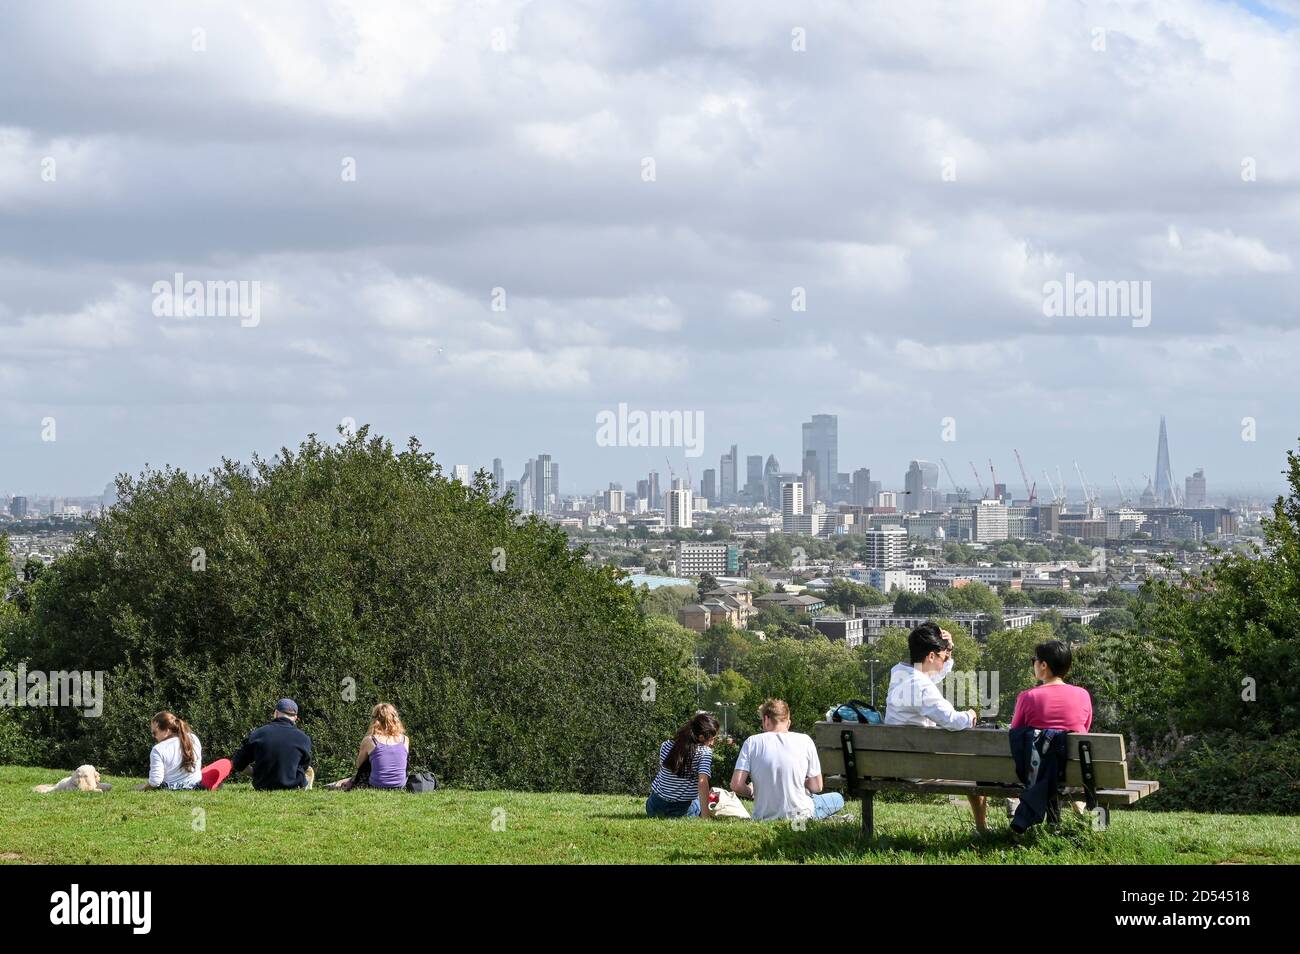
<box><xmin>1153</xmin><ymin>416</ymin><xmax>1177</xmax><ymax>506</ymax></box>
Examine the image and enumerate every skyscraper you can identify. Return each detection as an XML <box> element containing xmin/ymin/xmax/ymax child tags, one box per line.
<box><xmin>668</xmin><ymin>479</ymin><xmax>693</xmax><ymax>529</ymax></box>
<box><xmin>904</xmin><ymin>460</ymin><xmax>939</xmax><ymax>512</ymax></box>
<box><xmin>453</xmin><ymin>464</ymin><xmax>471</xmax><ymax>484</ymax></box>
<box><xmin>745</xmin><ymin>455</ymin><xmax>765</xmax><ymax>504</ymax></box>
<box><xmin>802</xmin><ymin>450</ymin><xmax>818</xmax><ymax>507</ymax></box>
<box><xmin>904</xmin><ymin>461</ymin><xmax>924</xmax><ymax>512</ymax></box>
<box><xmin>519</xmin><ymin>460</ymin><xmax>535</xmax><ymax>513</ymax></box>
<box><xmin>492</xmin><ymin>458</ymin><xmax>504</xmax><ymax>497</ymax></box>
<box><xmin>851</xmin><ymin>468</ymin><xmax>873</xmax><ymax>506</ymax></box>
<box><xmin>763</xmin><ymin>455</ymin><xmax>781</xmax><ymax>507</ymax></box>
<box><xmin>781</xmin><ymin>481</ymin><xmax>805</xmax><ymax>534</ymax></box>
<box><xmin>701</xmin><ymin>468</ymin><xmax>717</xmax><ymax>503</ymax></box>
<box><xmin>647</xmin><ymin>470</ymin><xmax>661</xmax><ymax>510</ymax></box>
<box><xmin>1154</xmin><ymin>417</ymin><xmax>1177</xmax><ymax>506</ymax></box>
<box><xmin>720</xmin><ymin>445</ymin><xmax>738</xmax><ymax>504</ymax></box>
<box><xmin>864</xmin><ymin>528</ymin><xmax>907</xmax><ymax>569</ymax></box>
<box><xmin>801</xmin><ymin>414</ymin><xmax>838</xmax><ymax>504</ymax></box>
<box><xmin>534</xmin><ymin>453</ymin><xmax>556</xmax><ymax>513</ymax></box>
<box><xmin>1185</xmin><ymin>468</ymin><xmax>1206</xmax><ymax>508</ymax></box>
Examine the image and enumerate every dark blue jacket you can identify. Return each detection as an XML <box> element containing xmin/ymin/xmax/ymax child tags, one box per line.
<box><xmin>231</xmin><ymin>716</ymin><xmax>313</xmax><ymax>790</ymax></box>
<box><xmin>1009</xmin><ymin>727</ymin><xmax>1068</xmax><ymax>831</ymax></box>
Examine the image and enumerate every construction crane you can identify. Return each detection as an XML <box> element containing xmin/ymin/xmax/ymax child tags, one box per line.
<box><xmin>1014</xmin><ymin>449</ymin><xmax>1037</xmax><ymax>505</ymax></box>
<box><xmin>1057</xmin><ymin>465</ymin><xmax>1068</xmax><ymax>506</ymax></box>
<box><xmin>1113</xmin><ymin>475</ymin><xmax>1127</xmax><ymax>507</ymax></box>
<box><xmin>988</xmin><ymin>458</ymin><xmax>999</xmax><ymax>501</ymax></box>
<box><xmin>939</xmin><ymin>458</ymin><xmax>966</xmax><ymax>497</ymax></box>
<box><xmin>1042</xmin><ymin>469</ymin><xmax>1062</xmax><ymax>505</ymax></box>
<box><xmin>969</xmin><ymin>461</ymin><xmax>987</xmax><ymax>499</ymax></box>
<box><xmin>1073</xmin><ymin>461</ymin><xmax>1096</xmax><ymax>509</ymax></box>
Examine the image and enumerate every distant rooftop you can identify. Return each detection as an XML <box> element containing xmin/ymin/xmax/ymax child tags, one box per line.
<box><xmin>623</xmin><ymin>573</ymin><xmax>694</xmax><ymax>590</ymax></box>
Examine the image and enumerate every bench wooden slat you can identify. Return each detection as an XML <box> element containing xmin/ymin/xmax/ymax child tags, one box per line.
<box><xmin>813</xmin><ymin>722</ymin><xmax>1125</xmax><ymax>762</ymax></box>
<box><xmin>825</xmin><ymin>776</ymin><xmax>1157</xmax><ymax>807</ymax></box>
<box><xmin>819</xmin><ymin>746</ymin><xmax>1130</xmax><ymax>789</ymax></box>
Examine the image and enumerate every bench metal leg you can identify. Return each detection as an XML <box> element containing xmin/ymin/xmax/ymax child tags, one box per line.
<box><xmin>862</xmin><ymin>790</ymin><xmax>874</xmax><ymax>842</ymax></box>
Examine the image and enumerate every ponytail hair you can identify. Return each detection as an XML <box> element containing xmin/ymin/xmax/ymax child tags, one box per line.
<box><xmin>664</xmin><ymin>712</ymin><xmax>720</xmax><ymax>778</ymax></box>
<box><xmin>152</xmin><ymin>711</ymin><xmax>197</xmax><ymax>773</ymax></box>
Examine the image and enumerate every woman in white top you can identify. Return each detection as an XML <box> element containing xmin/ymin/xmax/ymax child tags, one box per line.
<box><xmin>136</xmin><ymin>711</ymin><xmax>203</xmax><ymax>790</ymax></box>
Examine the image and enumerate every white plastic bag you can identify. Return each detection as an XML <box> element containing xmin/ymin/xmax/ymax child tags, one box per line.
<box><xmin>708</xmin><ymin>787</ymin><xmax>751</xmax><ymax>819</ymax></box>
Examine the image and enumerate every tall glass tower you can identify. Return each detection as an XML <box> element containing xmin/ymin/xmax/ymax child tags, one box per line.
<box><xmin>801</xmin><ymin>414</ymin><xmax>838</xmax><ymax>504</ymax></box>
<box><xmin>1154</xmin><ymin>417</ymin><xmax>1176</xmax><ymax>506</ymax></box>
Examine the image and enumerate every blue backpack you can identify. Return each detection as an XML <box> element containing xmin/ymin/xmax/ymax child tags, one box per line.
<box><xmin>829</xmin><ymin>700</ymin><xmax>882</xmax><ymax>725</ymax></box>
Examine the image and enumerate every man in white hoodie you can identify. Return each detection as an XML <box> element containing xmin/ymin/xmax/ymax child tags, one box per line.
<box><xmin>884</xmin><ymin>622</ymin><xmax>989</xmax><ymax>833</ymax></box>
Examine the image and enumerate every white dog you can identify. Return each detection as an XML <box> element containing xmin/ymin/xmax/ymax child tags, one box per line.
<box><xmin>32</xmin><ymin>765</ymin><xmax>112</xmax><ymax>793</ymax></box>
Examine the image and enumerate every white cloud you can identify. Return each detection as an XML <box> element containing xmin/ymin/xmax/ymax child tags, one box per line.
<box><xmin>1</xmin><ymin>0</ymin><xmax>1298</xmax><ymax>490</ymax></box>
<box><xmin>1142</xmin><ymin>226</ymin><xmax>1292</xmax><ymax>276</ymax></box>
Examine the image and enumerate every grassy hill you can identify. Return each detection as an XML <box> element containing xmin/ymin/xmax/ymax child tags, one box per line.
<box><xmin>2</xmin><ymin>766</ymin><xmax>1297</xmax><ymax>864</ymax></box>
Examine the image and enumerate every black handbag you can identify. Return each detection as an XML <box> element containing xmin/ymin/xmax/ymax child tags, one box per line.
<box><xmin>406</xmin><ymin>770</ymin><xmax>438</xmax><ymax>793</ymax></box>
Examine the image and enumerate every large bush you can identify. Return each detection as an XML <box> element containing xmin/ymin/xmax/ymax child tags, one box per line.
<box><xmin>0</xmin><ymin>429</ymin><xmax>692</xmax><ymax>792</ymax></box>
<box><xmin>1130</xmin><ymin>730</ymin><xmax>1300</xmax><ymax>816</ymax></box>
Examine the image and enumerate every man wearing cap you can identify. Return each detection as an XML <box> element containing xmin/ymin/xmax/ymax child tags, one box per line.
<box><xmin>230</xmin><ymin>698</ymin><xmax>315</xmax><ymax>791</ymax></box>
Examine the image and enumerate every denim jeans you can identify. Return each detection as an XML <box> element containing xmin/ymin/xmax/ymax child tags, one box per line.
<box><xmin>811</xmin><ymin>791</ymin><xmax>845</xmax><ymax>819</ymax></box>
<box><xmin>646</xmin><ymin>791</ymin><xmax>702</xmax><ymax>818</ymax></box>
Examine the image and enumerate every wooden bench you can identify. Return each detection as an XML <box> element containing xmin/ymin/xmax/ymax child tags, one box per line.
<box><xmin>813</xmin><ymin>721</ymin><xmax>1159</xmax><ymax>839</ymax></box>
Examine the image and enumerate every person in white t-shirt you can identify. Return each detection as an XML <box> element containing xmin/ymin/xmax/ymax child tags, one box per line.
<box><xmin>135</xmin><ymin>711</ymin><xmax>203</xmax><ymax>791</ymax></box>
<box><xmin>883</xmin><ymin>623</ymin><xmax>988</xmax><ymax>833</ymax></box>
<box><xmin>729</xmin><ymin>698</ymin><xmax>844</xmax><ymax>821</ymax></box>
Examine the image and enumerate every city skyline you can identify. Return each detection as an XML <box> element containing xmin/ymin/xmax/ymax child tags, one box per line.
<box><xmin>0</xmin><ymin>410</ymin><xmax>1283</xmax><ymax>506</ymax></box>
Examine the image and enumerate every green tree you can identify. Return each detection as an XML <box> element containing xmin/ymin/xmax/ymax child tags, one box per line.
<box><xmin>737</xmin><ymin>637</ymin><xmax>861</xmax><ymax>735</ymax></box>
<box><xmin>710</xmin><ymin>668</ymin><xmax>751</xmax><ymax>704</ymax></box>
<box><xmin>1001</xmin><ymin>588</ymin><xmax>1033</xmax><ymax>607</ymax></box>
<box><xmin>893</xmin><ymin>590</ymin><xmax>954</xmax><ymax>616</ymax></box>
<box><xmin>1133</xmin><ymin>438</ymin><xmax>1300</xmax><ymax>737</ymax></box>
<box><xmin>0</xmin><ymin>428</ymin><xmax>693</xmax><ymax>792</ymax></box>
<box><xmin>698</xmin><ymin>623</ymin><xmax>754</xmax><ymax>674</ymax></box>
<box><xmin>1090</xmin><ymin>607</ymin><xmax>1135</xmax><ymax>634</ymax></box>
<box><xmin>641</xmin><ymin>584</ymin><xmax>699</xmax><ymax>618</ymax></box>
<box><xmin>1029</xmin><ymin>588</ymin><xmax>1083</xmax><ymax>607</ymax></box>
<box><xmin>1090</xmin><ymin>587</ymin><xmax>1136</xmax><ymax>609</ymax></box>
<box><xmin>762</xmin><ymin>534</ymin><xmax>792</xmax><ymax>567</ymax></box>
<box><xmin>696</xmin><ymin>572</ymin><xmax>720</xmax><ymax>602</ymax></box>
<box><xmin>822</xmin><ymin>578</ymin><xmax>887</xmax><ymax>613</ymax></box>
<box><xmin>946</xmin><ymin>581</ymin><xmax>1004</xmax><ymax>628</ymax></box>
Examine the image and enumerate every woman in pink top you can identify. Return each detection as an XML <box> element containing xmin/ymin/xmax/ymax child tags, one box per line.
<box><xmin>1010</xmin><ymin>640</ymin><xmax>1093</xmax><ymax>733</ymax></box>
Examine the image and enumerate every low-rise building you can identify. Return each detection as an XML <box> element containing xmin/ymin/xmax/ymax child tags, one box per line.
<box><xmin>811</xmin><ymin>616</ymin><xmax>865</xmax><ymax>647</ymax></box>
<box><xmin>857</xmin><ymin>609</ymin><xmax>1033</xmax><ymax>641</ymax></box>
<box><xmin>675</xmin><ymin>541</ymin><xmax>740</xmax><ymax>576</ymax></box>
<box><xmin>753</xmin><ymin>592</ymin><xmax>828</xmax><ymax>615</ymax></box>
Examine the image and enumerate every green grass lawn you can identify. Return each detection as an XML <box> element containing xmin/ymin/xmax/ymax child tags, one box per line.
<box><xmin>2</xmin><ymin>766</ymin><xmax>1297</xmax><ymax>864</ymax></box>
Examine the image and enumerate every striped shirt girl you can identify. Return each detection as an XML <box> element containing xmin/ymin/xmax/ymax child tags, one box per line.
<box><xmin>650</xmin><ymin>739</ymin><xmax>713</xmax><ymax>802</ymax></box>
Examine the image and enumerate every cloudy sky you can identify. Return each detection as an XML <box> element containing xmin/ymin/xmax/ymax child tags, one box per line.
<box><xmin>2</xmin><ymin>0</ymin><xmax>1298</xmax><ymax>500</ymax></box>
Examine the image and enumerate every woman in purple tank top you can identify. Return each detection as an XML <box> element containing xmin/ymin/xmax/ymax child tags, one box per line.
<box><xmin>325</xmin><ymin>703</ymin><xmax>410</xmax><ymax>790</ymax></box>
